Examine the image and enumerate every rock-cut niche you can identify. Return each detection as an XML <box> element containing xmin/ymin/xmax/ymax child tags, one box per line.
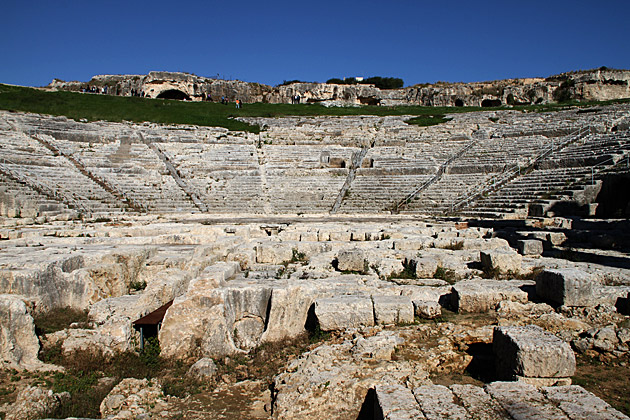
<box><xmin>156</xmin><ymin>89</ymin><xmax>191</xmax><ymax>100</ymax></box>
<box><xmin>481</xmin><ymin>98</ymin><xmax>502</xmax><ymax>107</ymax></box>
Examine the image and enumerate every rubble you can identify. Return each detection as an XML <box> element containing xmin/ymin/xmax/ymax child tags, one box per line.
<box><xmin>100</xmin><ymin>378</ymin><xmax>170</xmax><ymax>420</ymax></box>
<box><xmin>5</xmin><ymin>386</ymin><xmax>68</xmax><ymax>420</ymax></box>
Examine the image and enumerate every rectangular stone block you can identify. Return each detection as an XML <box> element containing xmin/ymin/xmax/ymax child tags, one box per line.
<box><xmin>373</xmin><ymin>295</ymin><xmax>414</xmax><ymax>325</ymax></box>
<box><xmin>449</xmin><ymin>384</ymin><xmax>512</xmax><ymax>420</ymax></box>
<box><xmin>413</xmin><ymin>300</ymin><xmax>441</xmax><ymax>319</ymax></box>
<box><xmin>375</xmin><ymin>384</ymin><xmax>425</xmax><ymax>419</ymax></box>
<box><xmin>535</xmin><ymin>268</ymin><xmax>595</xmax><ymax>307</ymax></box>
<box><xmin>485</xmin><ymin>382</ymin><xmax>570</xmax><ymax>420</ymax></box>
<box><xmin>413</xmin><ymin>384</ymin><xmax>471</xmax><ymax>419</ymax></box>
<box><xmin>314</xmin><ymin>295</ymin><xmax>374</xmax><ymax>331</ymax></box>
<box><xmin>493</xmin><ymin>325</ymin><xmax>576</xmax><ymax>380</ymax></box>
<box><xmin>542</xmin><ymin>385</ymin><xmax>630</xmax><ymax>420</ymax></box>
<box><xmin>517</xmin><ymin>239</ymin><xmax>543</xmax><ymax>256</ymax></box>
<box><xmin>255</xmin><ymin>243</ymin><xmax>294</xmax><ymax>264</ymax></box>
<box><xmin>452</xmin><ymin>280</ymin><xmax>531</xmax><ymax>313</ymax></box>
<box><xmin>336</xmin><ymin>249</ymin><xmax>365</xmax><ymax>272</ymax></box>
<box><xmin>329</xmin><ymin>231</ymin><xmax>352</xmax><ymax>242</ymax></box>
<box><xmin>480</xmin><ymin>249</ymin><xmax>522</xmax><ymax>273</ymax></box>
<box><xmin>393</xmin><ymin>238</ymin><xmax>431</xmax><ymax>251</ymax></box>
<box><xmin>299</xmin><ymin>231</ymin><xmax>318</xmax><ymax>242</ymax></box>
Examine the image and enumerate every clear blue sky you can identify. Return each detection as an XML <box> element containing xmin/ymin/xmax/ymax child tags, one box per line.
<box><xmin>2</xmin><ymin>0</ymin><xmax>629</xmax><ymax>88</ymax></box>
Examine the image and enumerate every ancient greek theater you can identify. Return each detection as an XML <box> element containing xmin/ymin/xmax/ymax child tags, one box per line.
<box><xmin>0</xmin><ymin>70</ymin><xmax>629</xmax><ymax>419</ymax></box>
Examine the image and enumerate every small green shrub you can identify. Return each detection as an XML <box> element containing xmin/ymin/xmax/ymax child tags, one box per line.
<box><xmin>129</xmin><ymin>279</ymin><xmax>147</xmax><ymax>291</ymax></box>
<box><xmin>139</xmin><ymin>337</ymin><xmax>162</xmax><ymax>370</ymax></box>
<box><xmin>387</xmin><ymin>259</ymin><xmax>417</xmax><ymax>280</ymax></box>
<box><xmin>433</xmin><ymin>266</ymin><xmax>458</xmax><ymax>284</ymax></box>
<box><xmin>444</xmin><ymin>241</ymin><xmax>464</xmax><ymax>251</ymax></box>
<box><xmin>481</xmin><ymin>266</ymin><xmax>501</xmax><ymax>279</ymax></box>
<box><xmin>290</xmin><ymin>249</ymin><xmax>307</xmax><ymax>264</ymax></box>
<box><xmin>553</xmin><ymin>79</ymin><xmax>576</xmax><ymax>103</ymax></box>
<box><xmin>308</xmin><ymin>325</ymin><xmax>331</xmax><ymax>344</ymax></box>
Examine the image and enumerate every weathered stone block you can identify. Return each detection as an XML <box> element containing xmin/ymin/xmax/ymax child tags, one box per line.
<box><xmin>0</xmin><ymin>294</ymin><xmax>41</xmax><ymax>370</ymax></box>
<box><xmin>514</xmin><ymin>376</ymin><xmax>572</xmax><ymax>387</ymax></box>
<box><xmin>452</xmin><ymin>280</ymin><xmax>531</xmax><ymax>313</ymax></box>
<box><xmin>542</xmin><ymin>385</ymin><xmax>630</xmax><ymax>420</ymax></box>
<box><xmin>493</xmin><ymin>325</ymin><xmax>576</xmax><ymax>381</ymax></box>
<box><xmin>413</xmin><ymin>384</ymin><xmax>470</xmax><ymax>419</ymax></box>
<box><xmin>411</xmin><ymin>256</ymin><xmax>439</xmax><ymax>278</ymax></box>
<box><xmin>255</xmin><ymin>243</ymin><xmax>294</xmax><ymax>264</ymax></box>
<box><xmin>336</xmin><ymin>249</ymin><xmax>365</xmax><ymax>272</ymax></box>
<box><xmin>535</xmin><ymin>268</ymin><xmax>594</xmax><ymax>307</ymax></box>
<box><xmin>485</xmin><ymin>382</ymin><xmax>571</xmax><ymax>420</ymax></box>
<box><xmin>449</xmin><ymin>384</ymin><xmax>512</xmax><ymax>420</ymax></box>
<box><xmin>329</xmin><ymin>231</ymin><xmax>352</xmax><ymax>242</ymax></box>
<box><xmin>373</xmin><ymin>295</ymin><xmax>414</xmax><ymax>325</ymax></box>
<box><xmin>413</xmin><ymin>300</ymin><xmax>441</xmax><ymax>319</ymax></box>
<box><xmin>314</xmin><ymin>296</ymin><xmax>374</xmax><ymax>330</ymax></box>
<box><xmin>480</xmin><ymin>249</ymin><xmax>522</xmax><ymax>273</ymax></box>
<box><xmin>517</xmin><ymin>239</ymin><xmax>543</xmax><ymax>256</ymax></box>
<box><xmin>547</xmin><ymin>232</ymin><xmax>567</xmax><ymax>246</ymax></box>
<box><xmin>375</xmin><ymin>384</ymin><xmax>424</xmax><ymax>419</ymax></box>
<box><xmin>261</xmin><ymin>283</ymin><xmax>316</xmax><ymax>343</ymax></box>
<box><xmin>352</xmin><ymin>332</ymin><xmax>402</xmax><ymax>360</ymax></box>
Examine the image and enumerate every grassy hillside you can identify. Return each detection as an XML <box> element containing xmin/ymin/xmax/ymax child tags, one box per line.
<box><xmin>1</xmin><ymin>83</ymin><xmax>627</xmax><ymax>133</ymax></box>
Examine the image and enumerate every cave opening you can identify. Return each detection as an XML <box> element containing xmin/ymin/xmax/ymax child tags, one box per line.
<box><xmin>481</xmin><ymin>99</ymin><xmax>502</xmax><ymax>107</ymax></box>
<box><xmin>156</xmin><ymin>89</ymin><xmax>191</xmax><ymax>100</ymax></box>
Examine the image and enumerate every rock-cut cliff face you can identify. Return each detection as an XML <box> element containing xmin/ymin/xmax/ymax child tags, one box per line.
<box><xmin>47</xmin><ymin>68</ymin><xmax>630</xmax><ymax>107</ymax></box>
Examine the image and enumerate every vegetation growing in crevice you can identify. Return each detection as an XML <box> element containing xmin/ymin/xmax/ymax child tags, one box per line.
<box><xmin>290</xmin><ymin>248</ymin><xmax>307</xmax><ymax>264</ymax></box>
<box><xmin>387</xmin><ymin>258</ymin><xmax>417</xmax><ymax>280</ymax></box>
<box><xmin>553</xmin><ymin>78</ymin><xmax>576</xmax><ymax>103</ymax></box>
<box><xmin>443</xmin><ymin>241</ymin><xmax>465</xmax><ymax>251</ymax></box>
<box><xmin>33</xmin><ymin>307</ymin><xmax>90</xmax><ymax>336</ymax></box>
<box><xmin>433</xmin><ymin>266</ymin><xmax>458</xmax><ymax>284</ymax></box>
<box><xmin>129</xmin><ymin>279</ymin><xmax>147</xmax><ymax>291</ymax></box>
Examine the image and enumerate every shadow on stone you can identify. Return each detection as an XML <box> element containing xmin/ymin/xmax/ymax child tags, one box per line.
<box><xmin>304</xmin><ymin>303</ymin><xmax>319</xmax><ymax>333</ymax></box>
<box><xmin>519</xmin><ymin>284</ymin><xmax>537</xmax><ymax>301</ymax></box>
<box><xmin>356</xmin><ymin>388</ymin><xmax>384</xmax><ymax>420</ymax></box>
<box><xmin>465</xmin><ymin>342</ymin><xmax>495</xmax><ymax>383</ymax></box>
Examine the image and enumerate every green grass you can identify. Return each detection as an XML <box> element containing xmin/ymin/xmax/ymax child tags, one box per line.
<box><xmin>0</xmin><ymin>83</ymin><xmax>258</xmax><ymax>132</ymax></box>
<box><xmin>33</xmin><ymin>307</ymin><xmax>90</xmax><ymax>335</ymax></box>
<box><xmin>2</xmin><ymin>83</ymin><xmax>629</xmax><ymax>133</ymax></box>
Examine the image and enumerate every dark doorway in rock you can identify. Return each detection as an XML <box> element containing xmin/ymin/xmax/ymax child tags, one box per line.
<box><xmin>481</xmin><ymin>99</ymin><xmax>502</xmax><ymax>107</ymax></box>
<box><xmin>304</xmin><ymin>303</ymin><xmax>319</xmax><ymax>332</ymax></box>
<box><xmin>156</xmin><ymin>89</ymin><xmax>191</xmax><ymax>100</ymax></box>
<box><xmin>359</xmin><ymin>96</ymin><xmax>381</xmax><ymax>106</ymax></box>
<box><xmin>465</xmin><ymin>342</ymin><xmax>495</xmax><ymax>382</ymax></box>
<box><xmin>132</xmin><ymin>300</ymin><xmax>173</xmax><ymax>350</ymax></box>
<box><xmin>455</xmin><ymin>99</ymin><xmax>464</xmax><ymax>107</ymax></box>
